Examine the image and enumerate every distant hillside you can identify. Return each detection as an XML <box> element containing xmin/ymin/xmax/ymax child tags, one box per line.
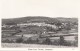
<box><xmin>2</xmin><ymin>16</ymin><xmax>78</xmax><ymax>25</ymax></box>
<box><xmin>56</xmin><ymin>18</ymin><xmax>78</xmax><ymax>24</ymax></box>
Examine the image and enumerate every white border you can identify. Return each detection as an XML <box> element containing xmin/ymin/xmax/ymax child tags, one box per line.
<box><xmin>0</xmin><ymin>0</ymin><xmax>80</xmax><ymax>51</ymax></box>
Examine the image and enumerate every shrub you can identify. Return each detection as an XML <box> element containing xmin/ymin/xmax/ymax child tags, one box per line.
<box><xmin>59</xmin><ymin>36</ymin><xmax>65</xmax><ymax>45</ymax></box>
<box><xmin>15</xmin><ymin>38</ymin><xmax>23</xmax><ymax>43</ymax></box>
<box><xmin>72</xmin><ymin>41</ymin><xmax>78</xmax><ymax>47</ymax></box>
<box><xmin>62</xmin><ymin>41</ymin><xmax>72</xmax><ymax>46</ymax></box>
<box><xmin>51</xmin><ymin>39</ymin><xmax>60</xmax><ymax>45</ymax></box>
<box><xmin>2</xmin><ymin>39</ymin><xmax>13</xmax><ymax>43</ymax></box>
<box><xmin>42</xmin><ymin>37</ymin><xmax>52</xmax><ymax>45</ymax></box>
<box><xmin>26</xmin><ymin>37</ymin><xmax>33</xmax><ymax>44</ymax></box>
<box><xmin>22</xmin><ymin>40</ymin><xmax>28</xmax><ymax>43</ymax></box>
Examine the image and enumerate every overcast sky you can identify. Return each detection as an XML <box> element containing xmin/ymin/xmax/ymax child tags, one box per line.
<box><xmin>1</xmin><ymin>0</ymin><xmax>79</xmax><ymax>19</ymax></box>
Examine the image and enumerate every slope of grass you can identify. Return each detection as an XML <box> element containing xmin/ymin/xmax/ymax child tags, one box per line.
<box><xmin>2</xmin><ymin>43</ymin><xmax>76</xmax><ymax>48</ymax></box>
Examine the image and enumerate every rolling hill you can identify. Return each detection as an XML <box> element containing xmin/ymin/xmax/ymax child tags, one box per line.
<box><xmin>2</xmin><ymin>16</ymin><xmax>78</xmax><ymax>25</ymax></box>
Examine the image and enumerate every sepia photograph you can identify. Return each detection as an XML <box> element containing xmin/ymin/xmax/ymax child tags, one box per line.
<box><xmin>1</xmin><ymin>16</ymin><xmax>78</xmax><ymax>48</ymax></box>
<box><xmin>0</xmin><ymin>0</ymin><xmax>79</xmax><ymax>51</ymax></box>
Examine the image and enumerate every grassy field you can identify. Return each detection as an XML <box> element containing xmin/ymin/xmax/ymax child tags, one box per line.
<box><xmin>2</xmin><ymin>27</ymin><xmax>78</xmax><ymax>47</ymax></box>
<box><xmin>1</xmin><ymin>43</ymin><xmax>76</xmax><ymax>48</ymax></box>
